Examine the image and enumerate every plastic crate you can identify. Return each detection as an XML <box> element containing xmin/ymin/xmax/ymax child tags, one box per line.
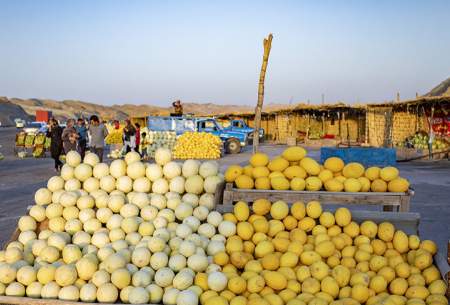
<box><xmin>320</xmin><ymin>147</ymin><xmax>396</xmax><ymax>167</ymax></box>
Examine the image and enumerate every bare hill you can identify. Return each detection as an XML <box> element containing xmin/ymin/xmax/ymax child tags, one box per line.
<box><xmin>7</xmin><ymin>97</ymin><xmax>293</xmax><ymax>121</ymax></box>
<box><xmin>0</xmin><ymin>97</ymin><xmax>31</xmax><ymax>126</ymax></box>
<box><xmin>424</xmin><ymin>77</ymin><xmax>450</xmax><ymax>97</ymax></box>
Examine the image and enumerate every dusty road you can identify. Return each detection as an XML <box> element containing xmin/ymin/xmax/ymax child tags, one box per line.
<box><xmin>0</xmin><ymin>127</ymin><xmax>449</xmax><ymax>257</ymax></box>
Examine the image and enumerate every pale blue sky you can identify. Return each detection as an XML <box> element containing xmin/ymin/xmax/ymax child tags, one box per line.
<box><xmin>0</xmin><ymin>0</ymin><xmax>449</xmax><ymax>106</ymax></box>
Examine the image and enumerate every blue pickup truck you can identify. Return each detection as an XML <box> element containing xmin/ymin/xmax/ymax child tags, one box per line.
<box><xmin>147</xmin><ymin>116</ymin><xmax>249</xmax><ymax>154</ymax></box>
<box><xmin>222</xmin><ymin>119</ymin><xmax>264</xmax><ymax>142</ymax></box>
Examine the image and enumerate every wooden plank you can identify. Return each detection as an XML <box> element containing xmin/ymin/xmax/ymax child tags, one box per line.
<box><xmin>213</xmin><ymin>182</ymin><xmax>225</xmax><ymax>208</ymax></box>
<box><xmin>219</xmin><ymin>183</ymin><xmax>412</xmax><ymax>212</ymax></box>
<box><xmin>216</xmin><ymin>205</ymin><xmax>419</xmax><ymax>233</ymax></box>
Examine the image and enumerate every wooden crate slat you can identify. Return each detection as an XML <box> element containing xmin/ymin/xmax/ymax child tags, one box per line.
<box><xmin>219</xmin><ymin>183</ymin><xmax>412</xmax><ymax>212</ymax></box>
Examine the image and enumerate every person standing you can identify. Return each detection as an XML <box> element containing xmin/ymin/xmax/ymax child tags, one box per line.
<box><xmin>75</xmin><ymin>118</ymin><xmax>88</xmax><ymax>159</ymax></box>
<box><xmin>123</xmin><ymin>120</ymin><xmax>136</xmax><ymax>153</ymax></box>
<box><xmin>140</xmin><ymin>131</ymin><xmax>148</xmax><ymax>159</ymax></box>
<box><xmin>62</xmin><ymin>118</ymin><xmax>78</xmax><ymax>154</ymax></box>
<box><xmin>46</xmin><ymin>118</ymin><xmax>64</xmax><ymax>172</ymax></box>
<box><xmin>88</xmin><ymin>115</ymin><xmax>108</xmax><ymax>162</ymax></box>
<box><xmin>428</xmin><ymin>128</ymin><xmax>435</xmax><ymax>160</ymax></box>
<box><xmin>134</xmin><ymin>123</ymin><xmax>141</xmax><ymax>153</ymax></box>
<box><xmin>172</xmin><ymin>100</ymin><xmax>183</xmax><ymax>116</ymax></box>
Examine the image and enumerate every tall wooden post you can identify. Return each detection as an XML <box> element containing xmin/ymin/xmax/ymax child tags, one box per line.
<box><xmin>253</xmin><ymin>34</ymin><xmax>273</xmax><ymax>153</ymax></box>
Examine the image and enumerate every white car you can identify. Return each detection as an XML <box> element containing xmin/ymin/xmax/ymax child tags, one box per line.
<box><xmin>15</xmin><ymin>118</ymin><xmax>25</xmax><ymax>128</ymax></box>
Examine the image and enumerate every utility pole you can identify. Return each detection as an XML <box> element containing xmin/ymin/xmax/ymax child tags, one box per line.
<box><xmin>253</xmin><ymin>33</ymin><xmax>273</xmax><ymax>153</ymax></box>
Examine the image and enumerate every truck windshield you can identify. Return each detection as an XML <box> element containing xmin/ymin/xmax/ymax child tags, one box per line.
<box><xmin>233</xmin><ymin>121</ymin><xmax>243</xmax><ymax>128</ymax></box>
<box><xmin>198</xmin><ymin>120</ymin><xmax>220</xmax><ymax>131</ymax></box>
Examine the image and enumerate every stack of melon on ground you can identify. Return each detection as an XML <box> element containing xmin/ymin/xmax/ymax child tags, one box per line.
<box><xmin>200</xmin><ymin>200</ymin><xmax>447</xmax><ymax>305</ymax></box>
<box><xmin>173</xmin><ymin>132</ymin><xmax>222</xmax><ymax>160</ymax></box>
<box><xmin>145</xmin><ymin>131</ymin><xmax>177</xmax><ymax>158</ymax></box>
<box><xmin>225</xmin><ymin>146</ymin><xmax>410</xmax><ymax>193</ymax></box>
<box><xmin>0</xmin><ymin>148</ymin><xmax>234</xmax><ymax>305</ymax></box>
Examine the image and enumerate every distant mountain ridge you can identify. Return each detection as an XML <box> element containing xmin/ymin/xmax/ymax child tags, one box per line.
<box><xmin>4</xmin><ymin>97</ymin><xmax>292</xmax><ymax>121</ymax></box>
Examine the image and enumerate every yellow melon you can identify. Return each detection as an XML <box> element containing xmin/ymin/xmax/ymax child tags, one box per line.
<box><xmin>243</xmin><ymin>165</ymin><xmax>254</xmax><ymax>177</ymax></box>
<box><xmin>371</xmin><ymin>179</ymin><xmax>387</xmax><ymax>192</ymax></box>
<box><xmin>344</xmin><ymin>178</ymin><xmax>362</xmax><ymax>192</ymax></box>
<box><xmin>300</xmin><ymin>158</ymin><xmax>321</xmax><ymax>176</ymax></box>
<box><xmin>324</xmin><ymin>157</ymin><xmax>345</xmax><ymax>173</ymax></box>
<box><xmin>225</xmin><ymin>165</ymin><xmax>244</xmax><ymax>182</ymax></box>
<box><xmin>380</xmin><ymin>167</ymin><xmax>399</xmax><ymax>182</ymax></box>
<box><xmin>255</xmin><ymin>177</ymin><xmax>271</xmax><ymax>190</ymax></box>
<box><xmin>250</xmin><ymin>153</ymin><xmax>269</xmax><ymax>167</ymax></box>
<box><xmin>305</xmin><ymin>177</ymin><xmax>322</xmax><ymax>191</ymax></box>
<box><xmin>271</xmin><ymin>177</ymin><xmax>290</xmax><ymax>190</ymax></box>
<box><xmin>365</xmin><ymin>167</ymin><xmax>380</xmax><ymax>181</ymax></box>
<box><xmin>282</xmin><ymin>146</ymin><xmax>307</xmax><ymax>161</ymax></box>
<box><xmin>387</xmin><ymin>177</ymin><xmax>409</xmax><ymax>193</ymax></box>
<box><xmin>290</xmin><ymin>178</ymin><xmax>306</xmax><ymax>191</ymax></box>
<box><xmin>358</xmin><ymin>177</ymin><xmax>371</xmax><ymax>192</ymax></box>
<box><xmin>283</xmin><ymin>166</ymin><xmax>307</xmax><ymax>180</ymax></box>
<box><xmin>268</xmin><ymin>171</ymin><xmax>285</xmax><ymax>179</ymax></box>
<box><xmin>267</xmin><ymin>157</ymin><xmax>289</xmax><ymax>172</ymax></box>
<box><xmin>342</xmin><ymin>163</ymin><xmax>365</xmax><ymax>178</ymax></box>
<box><xmin>235</xmin><ymin>175</ymin><xmax>254</xmax><ymax>189</ymax></box>
<box><xmin>318</xmin><ymin>170</ymin><xmax>334</xmax><ymax>182</ymax></box>
<box><xmin>252</xmin><ymin>199</ymin><xmax>271</xmax><ymax>216</ymax></box>
<box><xmin>324</xmin><ymin>179</ymin><xmax>344</xmax><ymax>192</ymax></box>
<box><xmin>252</xmin><ymin>167</ymin><xmax>270</xmax><ymax>179</ymax></box>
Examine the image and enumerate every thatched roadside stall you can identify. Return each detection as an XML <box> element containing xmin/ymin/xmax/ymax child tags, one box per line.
<box><xmin>366</xmin><ymin>96</ymin><xmax>450</xmax><ymax>155</ymax></box>
<box><xmin>216</xmin><ymin>103</ymin><xmax>367</xmax><ymax>146</ymax></box>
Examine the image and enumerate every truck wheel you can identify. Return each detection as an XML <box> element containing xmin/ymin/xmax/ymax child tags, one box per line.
<box><xmin>226</xmin><ymin>138</ymin><xmax>241</xmax><ymax>154</ymax></box>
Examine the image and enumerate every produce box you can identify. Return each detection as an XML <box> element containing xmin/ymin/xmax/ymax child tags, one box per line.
<box><xmin>44</xmin><ymin>137</ymin><xmax>51</xmax><ymax>150</ymax></box>
<box><xmin>34</xmin><ymin>133</ymin><xmax>46</xmax><ymax>146</ymax></box>
<box><xmin>0</xmin><ymin>210</ymin><xmax>448</xmax><ymax>305</ymax></box>
<box><xmin>32</xmin><ymin>145</ymin><xmax>45</xmax><ymax>158</ymax></box>
<box><xmin>15</xmin><ymin>133</ymin><xmax>26</xmax><ymax>147</ymax></box>
<box><xmin>219</xmin><ymin>183</ymin><xmax>414</xmax><ymax>212</ymax></box>
<box><xmin>320</xmin><ymin>147</ymin><xmax>397</xmax><ymax>167</ymax></box>
<box><xmin>24</xmin><ymin>134</ymin><xmax>35</xmax><ymax>148</ymax></box>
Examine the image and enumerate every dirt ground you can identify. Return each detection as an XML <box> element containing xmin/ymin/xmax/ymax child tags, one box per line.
<box><xmin>0</xmin><ymin>127</ymin><xmax>449</xmax><ymax>257</ymax></box>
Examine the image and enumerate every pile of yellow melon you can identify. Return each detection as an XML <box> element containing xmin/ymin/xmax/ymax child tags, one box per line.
<box><xmin>225</xmin><ymin>146</ymin><xmax>410</xmax><ymax>192</ymax></box>
<box><xmin>173</xmin><ymin>132</ymin><xmax>222</xmax><ymax>160</ymax></box>
<box><xmin>199</xmin><ymin>200</ymin><xmax>447</xmax><ymax>305</ymax></box>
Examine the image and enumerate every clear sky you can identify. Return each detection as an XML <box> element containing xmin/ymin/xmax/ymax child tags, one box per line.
<box><xmin>0</xmin><ymin>0</ymin><xmax>449</xmax><ymax>106</ymax></box>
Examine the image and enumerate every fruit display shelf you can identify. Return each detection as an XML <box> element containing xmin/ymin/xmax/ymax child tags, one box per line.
<box><xmin>217</xmin><ymin>183</ymin><xmax>414</xmax><ymax>212</ymax></box>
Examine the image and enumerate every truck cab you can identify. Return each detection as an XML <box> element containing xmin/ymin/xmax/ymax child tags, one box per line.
<box><xmin>147</xmin><ymin>116</ymin><xmax>248</xmax><ymax>154</ymax></box>
<box><xmin>223</xmin><ymin>119</ymin><xmax>264</xmax><ymax>142</ymax></box>
<box><xmin>196</xmin><ymin>118</ymin><xmax>247</xmax><ymax>154</ymax></box>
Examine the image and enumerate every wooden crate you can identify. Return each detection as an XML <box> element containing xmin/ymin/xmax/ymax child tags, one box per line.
<box><xmin>220</xmin><ymin>183</ymin><xmax>414</xmax><ymax>212</ymax></box>
<box><xmin>1</xmin><ymin>195</ymin><xmax>448</xmax><ymax>305</ymax></box>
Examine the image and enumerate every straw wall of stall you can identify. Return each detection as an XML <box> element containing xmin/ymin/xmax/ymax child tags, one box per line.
<box><xmin>391</xmin><ymin>111</ymin><xmax>419</xmax><ymax>146</ymax></box>
<box><xmin>367</xmin><ymin>108</ymin><xmax>389</xmax><ymax>147</ymax></box>
<box><xmin>239</xmin><ymin>110</ymin><xmax>365</xmax><ymax>144</ymax></box>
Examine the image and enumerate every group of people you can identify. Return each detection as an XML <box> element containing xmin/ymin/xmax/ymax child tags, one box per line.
<box><xmin>122</xmin><ymin>119</ymin><xmax>141</xmax><ymax>154</ymax></box>
<box><xmin>46</xmin><ymin>99</ymin><xmax>185</xmax><ymax>171</ymax></box>
<box><xmin>47</xmin><ymin>115</ymin><xmax>108</xmax><ymax>172</ymax></box>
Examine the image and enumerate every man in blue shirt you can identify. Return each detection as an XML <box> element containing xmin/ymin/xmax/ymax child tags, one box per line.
<box><xmin>76</xmin><ymin>118</ymin><xmax>88</xmax><ymax>159</ymax></box>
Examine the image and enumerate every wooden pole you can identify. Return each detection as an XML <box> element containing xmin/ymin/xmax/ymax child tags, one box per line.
<box><xmin>253</xmin><ymin>33</ymin><xmax>273</xmax><ymax>153</ymax></box>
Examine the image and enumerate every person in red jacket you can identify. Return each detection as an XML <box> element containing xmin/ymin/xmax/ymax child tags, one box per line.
<box><xmin>134</xmin><ymin>123</ymin><xmax>141</xmax><ymax>153</ymax></box>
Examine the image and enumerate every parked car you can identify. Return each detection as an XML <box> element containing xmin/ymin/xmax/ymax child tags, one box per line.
<box><xmin>15</xmin><ymin>118</ymin><xmax>25</xmax><ymax>128</ymax></box>
<box><xmin>222</xmin><ymin>119</ymin><xmax>264</xmax><ymax>142</ymax></box>
<box><xmin>23</xmin><ymin>122</ymin><xmax>48</xmax><ymax>134</ymax></box>
<box><xmin>147</xmin><ymin>116</ymin><xmax>249</xmax><ymax>154</ymax></box>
